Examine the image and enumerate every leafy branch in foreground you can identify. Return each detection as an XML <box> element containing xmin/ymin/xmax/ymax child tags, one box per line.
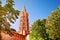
<box><xmin>0</xmin><ymin>0</ymin><xmax>20</xmax><ymax>35</ymax></box>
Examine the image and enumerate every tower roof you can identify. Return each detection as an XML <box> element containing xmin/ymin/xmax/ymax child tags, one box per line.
<box><xmin>20</xmin><ymin>6</ymin><xmax>28</xmax><ymax>17</ymax></box>
<box><xmin>22</xmin><ymin>6</ymin><xmax>26</xmax><ymax>12</ymax></box>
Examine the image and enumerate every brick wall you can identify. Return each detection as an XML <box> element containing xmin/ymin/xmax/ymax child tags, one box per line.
<box><xmin>1</xmin><ymin>32</ymin><xmax>26</xmax><ymax>40</ymax></box>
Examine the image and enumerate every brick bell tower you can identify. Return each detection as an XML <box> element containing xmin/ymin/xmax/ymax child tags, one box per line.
<box><xmin>19</xmin><ymin>6</ymin><xmax>30</xmax><ymax>36</ymax></box>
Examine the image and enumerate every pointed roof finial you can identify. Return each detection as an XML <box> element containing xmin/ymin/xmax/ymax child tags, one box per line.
<box><xmin>22</xmin><ymin>5</ymin><xmax>26</xmax><ymax>12</ymax></box>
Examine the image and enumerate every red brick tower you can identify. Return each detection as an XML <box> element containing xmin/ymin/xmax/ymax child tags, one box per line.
<box><xmin>19</xmin><ymin>6</ymin><xmax>29</xmax><ymax>36</ymax></box>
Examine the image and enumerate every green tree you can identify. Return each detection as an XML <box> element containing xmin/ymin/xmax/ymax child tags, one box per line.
<box><xmin>46</xmin><ymin>6</ymin><xmax>60</xmax><ymax>40</ymax></box>
<box><xmin>0</xmin><ymin>0</ymin><xmax>19</xmax><ymax>40</ymax></box>
<box><xmin>30</xmin><ymin>19</ymin><xmax>49</xmax><ymax>40</ymax></box>
<box><xmin>30</xmin><ymin>19</ymin><xmax>42</xmax><ymax>40</ymax></box>
<box><xmin>41</xmin><ymin>19</ymin><xmax>49</xmax><ymax>40</ymax></box>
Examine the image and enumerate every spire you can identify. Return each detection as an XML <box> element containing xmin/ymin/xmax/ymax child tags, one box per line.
<box><xmin>22</xmin><ymin>5</ymin><xmax>26</xmax><ymax>12</ymax></box>
<box><xmin>19</xmin><ymin>6</ymin><xmax>30</xmax><ymax>35</ymax></box>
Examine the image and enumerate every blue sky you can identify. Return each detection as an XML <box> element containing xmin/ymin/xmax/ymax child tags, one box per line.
<box><xmin>1</xmin><ymin>0</ymin><xmax>60</xmax><ymax>31</ymax></box>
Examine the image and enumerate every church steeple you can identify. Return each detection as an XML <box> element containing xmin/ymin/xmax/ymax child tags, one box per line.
<box><xmin>18</xmin><ymin>6</ymin><xmax>30</xmax><ymax>36</ymax></box>
<box><xmin>22</xmin><ymin>6</ymin><xmax>26</xmax><ymax>12</ymax></box>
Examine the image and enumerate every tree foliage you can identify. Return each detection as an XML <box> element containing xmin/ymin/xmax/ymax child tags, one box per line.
<box><xmin>30</xmin><ymin>19</ymin><xmax>42</xmax><ymax>40</ymax></box>
<box><xmin>0</xmin><ymin>0</ymin><xmax>19</xmax><ymax>40</ymax></box>
<box><xmin>30</xmin><ymin>6</ymin><xmax>60</xmax><ymax>40</ymax></box>
<box><xmin>0</xmin><ymin>0</ymin><xmax>19</xmax><ymax>33</ymax></box>
<box><xmin>46</xmin><ymin>6</ymin><xmax>60</xmax><ymax>40</ymax></box>
<box><xmin>29</xmin><ymin>19</ymin><xmax>48</xmax><ymax>40</ymax></box>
